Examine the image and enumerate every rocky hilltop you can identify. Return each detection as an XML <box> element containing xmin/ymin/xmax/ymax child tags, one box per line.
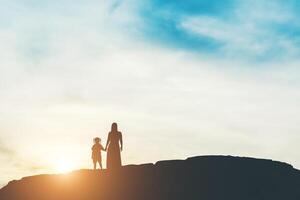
<box><xmin>1</xmin><ymin>156</ymin><xmax>300</xmax><ymax>200</ymax></box>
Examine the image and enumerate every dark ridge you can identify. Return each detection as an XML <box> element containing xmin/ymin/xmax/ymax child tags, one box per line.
<box><xmin>1</xmin><ymin>155</ymin><xmax>300</xmax><ymax>200</ymax></box>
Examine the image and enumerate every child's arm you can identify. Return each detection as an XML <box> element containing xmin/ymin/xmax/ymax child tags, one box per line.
<box><xmin>100</xmin><ymin>144</ymin><xmax>105</xmax><ymax>151</ymax></box>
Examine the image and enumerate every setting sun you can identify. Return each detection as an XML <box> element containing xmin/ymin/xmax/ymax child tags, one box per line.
<box><xmin>54</xmin><ymin>159</ymin><xmax>75</xmax><ymax>174</ymax></box>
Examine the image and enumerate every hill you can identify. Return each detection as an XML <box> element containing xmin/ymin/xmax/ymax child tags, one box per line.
<box><xmin>1</xmin><ymin>156</ymin><xmax>300</xmax><ymax>200</ymax></box>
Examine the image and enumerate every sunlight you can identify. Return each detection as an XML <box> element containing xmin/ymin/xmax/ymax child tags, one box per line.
<box><xmin>54</xmin><ymin>159</ymin><xmax>75</xmax><ymax>174</ymax></box>
<box><xmin>46</xmin><ymin>148</ymin><xmax>83</xmax><ymax>174</ymax></box>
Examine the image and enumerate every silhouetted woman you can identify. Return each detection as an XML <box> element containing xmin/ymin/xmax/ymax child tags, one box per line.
<box><xmin>105</xmin><ymin>122</ymin><xmax>123</xmax><ymax>169</ymax></box>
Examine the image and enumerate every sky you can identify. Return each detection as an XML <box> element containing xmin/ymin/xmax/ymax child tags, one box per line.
<box><xmin>1</xmin><ymin>0</ymin><xmax>300</xmax><ymax>186</ymax></box>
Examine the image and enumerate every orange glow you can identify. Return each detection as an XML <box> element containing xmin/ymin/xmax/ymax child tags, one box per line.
<box><xmin>54</xmin><ymin>158</ymin><xmax>75</xmax><ymax>174</ymax></box>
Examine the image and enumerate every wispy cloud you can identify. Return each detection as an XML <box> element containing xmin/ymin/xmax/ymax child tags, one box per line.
<box><xmin>0</xmin><ymin>147</ymin><xmax>49</xmax><ymax>186</ymax></box>
<box><xmin>137</xmin><ymin>0</ymin><xmax>300</xmax><ymax>61</ymax></box>
<box><xmin>0</xmin><ymin>139</ymin><xmax>17</xmax><ymax>157</ymax></box>
<box><xmin>0</xmin><ymin>140</ymin><xmax>48</xmax><ymax>179</ymax></box>
<box><xmin>180</xmin><ymin>1</ymin><xmax>300</xmax><ymax>60</ymax></box>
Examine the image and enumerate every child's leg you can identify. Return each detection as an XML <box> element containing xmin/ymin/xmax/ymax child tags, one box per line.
<box><xmin>99</xmin><ymin>161</ymin><xmax>102</xmax><ymax>169</ymax></box>
<box><xmin>93</xmin><ymin>159</ymin><xmax>97</xmax><ymax>170</ymax></box>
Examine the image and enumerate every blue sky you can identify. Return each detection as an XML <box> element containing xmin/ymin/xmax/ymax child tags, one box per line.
<box><xmin>0</xmin><ymin>0</ymin><xmax>300</xmax><ymax>187</ymax></box>
<box><xmin>2</xmin><ymin>0</ymin><xmax>300</xmax><ymax>60</ymax></box>
<box><xmin>137</xmin><ymin>0</ymin><xmax>300</xmax><ymax>60</ymax></box>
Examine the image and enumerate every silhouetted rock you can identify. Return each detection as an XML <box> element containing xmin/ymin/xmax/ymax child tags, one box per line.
<box><xmin>1</xmin><ymin>156</ymin><xmax>300</xmax><ymax>200</ymax></box>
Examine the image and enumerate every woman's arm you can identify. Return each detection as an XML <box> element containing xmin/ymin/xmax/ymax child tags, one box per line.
<box><xmin>105</xmin><ymin>133</ymin><xmax>110</xmax><ymax>150</ymax></box>
<box><xmin>120</xmin><ymin>132</ymin><xmax>123</xmax><ymax>151</ymax></box>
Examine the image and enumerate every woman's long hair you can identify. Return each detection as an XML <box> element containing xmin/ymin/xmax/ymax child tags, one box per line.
<box><xmin>111</xmin><ymin>122</ymin><xmax>118</xmax><ymax>132</ymax></box>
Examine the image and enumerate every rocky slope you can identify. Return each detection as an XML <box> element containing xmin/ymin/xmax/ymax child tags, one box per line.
<box><xmin>1</xmin><ymin>156</ymin><xmax>300</xmax><ymax>200</ymax></box>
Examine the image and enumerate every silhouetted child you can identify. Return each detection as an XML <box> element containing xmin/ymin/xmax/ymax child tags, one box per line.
<box><xmin>91</xmin><ymin>137</ymin><xmax>105</xmax><ymax>170</ymax></box>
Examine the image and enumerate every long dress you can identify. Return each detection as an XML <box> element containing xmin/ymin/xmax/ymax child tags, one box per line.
<box><xmin>106</xmin><ymin>131</ymin><xmax>122</xmax><ymax>169</ymax></box>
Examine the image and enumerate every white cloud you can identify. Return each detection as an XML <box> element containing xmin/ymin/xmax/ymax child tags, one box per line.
<box><xmin>179</xmin><ymin>0</ymin><xmax>300</xmax><ymax>58</ymax></box>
